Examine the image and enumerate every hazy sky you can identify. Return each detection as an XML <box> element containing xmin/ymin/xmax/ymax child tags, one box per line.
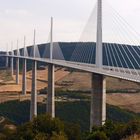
<box><xmin>0</xmin><ymin>0</ymin><xmax>140</xmax><ymax>50</ymax></box>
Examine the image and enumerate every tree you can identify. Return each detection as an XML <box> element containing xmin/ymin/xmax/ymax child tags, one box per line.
<box><xmin>124</xmin><ymin>120</ymin><xmax>140</xmax><ymax>137</ymax></box>
<box><xmin>34</xmin><ymin>132</ymin><xmax>48</xmax><ymax>140</ymax></box>
<box><xmin>32</xmin><ymin>114</ymin><xmax>64</xmax><ymax>137</ymax></box>
<box><xmin>13</xmin><ymin>122</ymin><xmax>34</xmax><ymax>140</ymax></box>
<box><xmin>86</xmin><ymin>131</ymin><xmax>108</xmax><ymax>140</ymax></box>
<box><xmin>64</xmin><ymin>122</ymin><xmax>81</xmax><ymax>140</ymax></box>
<box><xmin>50</xmin><ymin>132</ymin><xmax>67</xmax><ymax>140</ymax></box>
<box><xmin>10</xmin><ymin>114</ymin><xmax>67</xmax><ymax>140</ymax></box>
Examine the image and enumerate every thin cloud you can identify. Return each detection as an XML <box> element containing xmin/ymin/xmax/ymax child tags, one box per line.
<box><xmin>0</xmin><ymin>0</ymin><xmax>140</xmax><ymax>50</ymax></box>
<box><xmin>4</xmin><ymin>9</ymin><xmax>31</xmax><ymax>16</ymax></box>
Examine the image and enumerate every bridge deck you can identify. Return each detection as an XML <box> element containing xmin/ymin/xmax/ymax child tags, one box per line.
<box><xmin>2</xmin><ymin>55</ymin><xmax>140</xmax><ymax>83</ymax></box>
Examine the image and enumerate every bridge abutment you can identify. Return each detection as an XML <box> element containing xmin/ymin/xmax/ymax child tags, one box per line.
<box><xmin>22</xmin><ymin>59</ymin><xmax>26</xmax><ymax>95</ymax></box>
<box><xmin>90</xmin><ymin>73</ymin><xmax>106</xmax><ymax>131</ymax></box>
<box><xmin>16</xmin><ymin>58</ymin><xmax>19</xmax><ymax>84</ymax></box>
<box><xmin>30</xmin><ymin>60</ymin><xmax>37</xmax><ymax>120</ymax></box>
<box><xmin>46</xmin><ymin>64</ymin><xmax>55</xmax><ymax>118</ymax></box>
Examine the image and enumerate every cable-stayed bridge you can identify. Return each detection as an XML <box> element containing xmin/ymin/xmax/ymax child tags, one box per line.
<box><xmin>5</xmin><ymin>42</ymin><xmax>140</xmax><ymax>83</ymax></box>
<box><xmin>0</xmin><ymin>0</ymin><xmax>140</xmax><ymax>130</ymax></box>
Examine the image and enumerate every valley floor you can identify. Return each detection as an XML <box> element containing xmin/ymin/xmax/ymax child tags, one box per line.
<box><xmin>0</xmin><ymin>69</ymin><xmax>140</xmax><ymax>114</ymax></box>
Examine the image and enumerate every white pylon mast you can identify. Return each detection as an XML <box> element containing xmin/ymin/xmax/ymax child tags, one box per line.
<box><xmin>6</xmin><ymin>43</ymin><xmax>8</xmax><ymax>55</ymax></box>
<box><xmin>17</xmin><ymin>40</ymin><xmax>19</xmax><ymax>56</ymax></box>
<box><xmin>50</xmin><ymin>17</ymin><xmax>53</xmax><ymax>61</ymax></box>
<box><xmin>11</xmin><ymin>42</ymin><xmax>13</xmax><ymax>55</ymax></box>
<box><xmin>33</xmin><ymin>29</ymin><xmax>36</xmax><ymax>58</ymax></box>
<box><xmin>24</xmin><ymin>36</ymin><xmax>26</xmax><ymax>56</ymax></box>
<box><xmin>5</xmin><ymin>43</ymin><xmax>9</xmax><ymax>67</ymax></box>
<box><xmin>96</xmin><ymin>0</ymin><xmax>102</xmax><ymax>68</ymax></box>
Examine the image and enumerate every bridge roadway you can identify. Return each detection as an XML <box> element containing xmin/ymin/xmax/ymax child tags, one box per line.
<box><xmin>2</xmin><ymin>54</ymin><xmax>140</xmax><ymax>83</ymax></box>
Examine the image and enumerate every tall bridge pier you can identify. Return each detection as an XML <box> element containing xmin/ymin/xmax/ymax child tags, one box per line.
<box><xmin>30</xmin><ymin>30</ymin><xmax>37</xmax><ymax>120</ymax></box>
<box><xmin>10</xmin><ymin>57</ymin><xmax>13</xmax><ymax>76</ymax></box>
<box><xmin>22</xmin><ymin>59</ymin><xmax>27</xmax><ymax>95</ymax></box>
<box><xmin>16</xmin><ymin>40</ymin><xmax>19</xmax><ymax>85</ymax></box>
<box><xmin>16</xmin><ymin>57</ymin><xmax>19</xmax><ymax>84</ymax></box>
<box><xmin>5</xmin><ymin>56</ymin><xmax>9</xmax><ymax>68</ymax></box>
<box><xmin>46</xmin><ymin>64</ymin><xmax>55</xmax><ymax>118</ymax></box>
<box><xmin>22</xmin><ymin>37</ymin><xmax>27</xmax><ymax>95</ymax></box>
<box><xmin>89</xmin><ymin>0</ymin><xmax>106</xmax><ymax>130</ymax></box>
<box><xmin>46</xmin><ymin>17</ymin><xmax>55</xmax><ymax>117</ymax></box>
<box><xmin>90</xmin><ymin>74</ymin><xmax>106</xmax><ymax>130</ymax></box>
<box><xmin>30</xmin><ymin>60</ymin><xmax>37</xmax><ymax>120</ymax></box>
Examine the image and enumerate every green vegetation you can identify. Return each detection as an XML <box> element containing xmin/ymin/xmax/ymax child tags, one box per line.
<box><xmin>55</xmin><ymin>90</ymin><xmax>90</xmax><ymax>100</ymax></box>
<box><xmin>0</xmin><ymin>100</ymin><xmax>140</xmax><ymax>132</ymax></box>
<box><xmin>0</xmin><ymin>117</ymin><xmax>16</xmax><ymax>140</ymax></box>
<box><xmin>0</xmin><ymin>89</ymin><xmax>139</xmax><ymax>139</ymax></box>
<box><xmin>84</xmin><ymin>120</ymin><xmax>140</xmax><ymax>140</ymax></box>
<box><xmin>0</xmin><ymin>115</ymin><xmax>140</xmax><ymax>140</ymax></box>
<box><xmin>107</xmin><ymin>89</ymin><xmax>140</xmax><ymax>94</ymax></box>
<box><xmin>0</xmin><ymin>114</ymin><xmax>81</xmax><ymax>140</ymax></box>
<box><xmin>40</xmin><ymin>89</ymin><xmax>90</xmax><ymax>101</ymax></box>
<box><xmin>40</xmin><ymin>88</ymin><xmax>140</xmax><ymax>98</ymax></box>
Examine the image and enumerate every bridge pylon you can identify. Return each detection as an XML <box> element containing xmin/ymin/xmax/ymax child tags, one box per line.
<box><xmin>16</xmin><ymin>40</ymin><xmax>19</xmax><ymax>85</ymax></box>
<box><xmin>10</xmin><ymin>42</ymin><xmax>14</xmax><ymax>76</ymax></box>
<box><xmin>50</xmin><ymin>17</ymin><xmax>53</xmax><ymax>61</ymax></box>
<box><xmin>46</xmin><ymin>64</ymin><xmax>55</xmax><ymax>118</ymax></box>
<box><xmin>47</xmin><ymin>17</ymin><xmax>55</xmax><ymax>117</ymax></box>
<box><xmin>5</xmin><ymin>44</ymin><xmax>9</xmax><ymax>68</ymax></box>
<box><xmin>90</xmin><ymin>0</ymin><xmax>106</xmax><ymax>130</ymax></box>
<box><xmin>96</xmin><ymin>0</ymin><xmax>102</xmax><ymax>68</ymax></box>
<box><xmin>30</xmin><ymin>30</ymin><xmax>37</xmax><ymax>120</ymax></box>
<box><xmin>22</xmin><ymin>36</ymin><xmax>27</xmax><ymax>95</ymax></box>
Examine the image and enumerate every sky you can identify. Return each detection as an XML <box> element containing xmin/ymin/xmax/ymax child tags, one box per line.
<box><xmin>0</xmin><ymin>0</ymin><xmax>140</xmax><ymax>50</ymax></box>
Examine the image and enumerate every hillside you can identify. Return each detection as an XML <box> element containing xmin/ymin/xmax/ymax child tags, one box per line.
<box><xmin>0</xmin><ymin>68</ymin><xmax>70</xmax><ymax>93</ymax></box>
<box><xmin>0</xmin><ymin>68</ymin><xmax>139</xmax><ymax>138</ymax></box>
<box><xmin>0</xmin><ymin>69</ymin><xmax>140</xmax><ymax>114</ymax></box>
<box><xmin>0</xmin><ymin>100</ymin><xmax>139</xmax><ymax>131</ymax></box>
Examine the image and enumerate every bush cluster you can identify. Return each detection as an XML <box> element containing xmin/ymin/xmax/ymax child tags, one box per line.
<box><xmin>84</xmin><ymin>120</ymin><xmax>140</xmax><ymax>140</ymax></box>
<box><xmin>4</xmin><ymin>114</ymin><xmax>81</xmax><ymax>140</ymax></box>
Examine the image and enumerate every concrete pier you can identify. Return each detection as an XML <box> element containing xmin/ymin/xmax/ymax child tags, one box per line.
<box><xmin>90</xmin><ymin>73</ymin><xmax>106</xmax><ymax>131</ymax></box>
<box><xmin>5</xmin><ymin>56</ymin><xmax>9</xmax><ymax>68</ymax></box>
<box><xmin>10</xmin><ymin>57</ymin><xmax>13</xmax><ymax>76</ymax></box>
<box><xmin>22</xmin><ymin>59</ymin><xmax>27</xmax><ymax>95</ymax></box>
<box><xmin>30</xmin><ymin>60</ymin><xmax>37</xmax><ymax>120</ymax></box>
<box><xmin>16</xmin><ymin>58</ymin><xmax>19</xmax><ymax>84</ymax></box>
<box><xmin>47</xmin><ymin>64</ymin><xmax>55</xmax><ymax>118</ymax></box>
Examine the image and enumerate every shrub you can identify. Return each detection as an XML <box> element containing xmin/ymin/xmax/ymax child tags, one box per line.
<box><xmin>86</xmin><ymin>131</ymin><xmax>108</xmax><ymax>140</ymax></box>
